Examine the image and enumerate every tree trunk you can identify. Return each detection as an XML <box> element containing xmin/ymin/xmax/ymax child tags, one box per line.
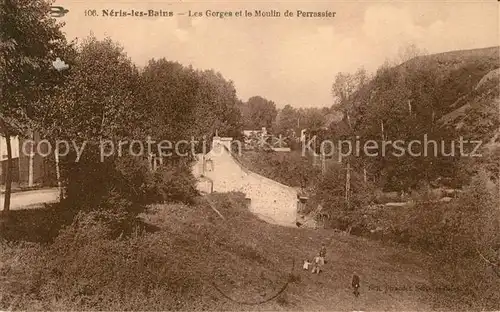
<box><xmin>54</xmin><ymin>145</ymin><xmax>63</xmax><ymax>200</ymax></box>
<box><xmin>28</xmin><ymin>131</ymin><xmax>34</xmax><ymax>187</ymax></box>
<box><xmin>201</xmin><ymin>154</ymin><xmax>205</xmax><ymax>176</ymax></box>
<box><xmin>3</xmin><ymin>131</ymin><xmax>12</xmax><ymax>212</ymax></box>
<box><xmin>345</xmin><ymin>162</ymin><xmax>351</xmax><ymax>210</ymax></box>
<box><xmin>148</xmin><ymin>153</ymin><xmax>153</xmax><ymax>172</ymax></box>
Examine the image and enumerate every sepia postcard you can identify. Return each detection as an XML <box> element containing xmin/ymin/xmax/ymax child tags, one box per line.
<box><xmin>0</xmin><ymin>0</ymin><xmax>499</xmax><ymax>311</ymax></box>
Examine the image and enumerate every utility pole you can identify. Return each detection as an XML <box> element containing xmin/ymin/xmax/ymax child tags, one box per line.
<box><xmin>152</xmin><ymin>155</ymin><xmax>157</xmax><ymax>172</ymax></box>
<box><xmin>344</xmin><ymin>162</ymin><xmax>352</xmax><ymax>210</ymax></box>
<box><xmin>148</xmin><ymin>153</ymin><xmax>153</xmax><ymax>172</ymax></box>
<box><xmin>321</xmin><ymin>149</ymin><xmax>326</xmax><ymax>175</ymax></box>
<box><xmin>363</xmin><ymin>163</ymin><xmax>367</xmax><ymax>183</ymax></box>
<box><xmin>380</xmin><ymin>120</ymin><xmax>385</xmax><ymax>141</ymax></box>
<box><xmin>54</xmin><ymin>145</ymin><xmax>63</xmax><ymax>201</ymax></box>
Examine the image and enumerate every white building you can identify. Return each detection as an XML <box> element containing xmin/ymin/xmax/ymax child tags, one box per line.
<box><xmin>0</xmin><ymin>135</ymin><xmax>20</xmax><ymax>160</ymax></box>
<box><xmin>0</xmin><ymin>132</ymin><xmax>54</xmax><ymax>187</ymax></box>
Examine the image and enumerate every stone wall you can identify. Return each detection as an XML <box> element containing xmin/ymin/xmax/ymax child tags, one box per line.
<box><xmin>193</xmin><ymin>142</ymin><xmax>298</xmax><ymax>227</ymax></box>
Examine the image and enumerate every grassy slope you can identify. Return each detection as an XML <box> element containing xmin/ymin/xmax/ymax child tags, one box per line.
<box><xmin>139</xmin><ymin>193</ymin><xmax>489</xmax><ymax>311</ymax></box>
<box><xmin>2</xmin><ymin>192</ymin><xmax>498</xmax><ymax>310</ymax></box>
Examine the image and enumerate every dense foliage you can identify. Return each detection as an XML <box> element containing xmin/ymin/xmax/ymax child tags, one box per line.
<box><xmin>0</xmin><ymin>0</ymin><xmax>72</xmax><ymax>211</ymax></box>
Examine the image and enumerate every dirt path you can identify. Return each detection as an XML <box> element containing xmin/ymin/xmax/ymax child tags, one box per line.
<box><xmin>0</xmin><ymin>188</ymin><xmax>58</xmax><ymax>210</ymax></box>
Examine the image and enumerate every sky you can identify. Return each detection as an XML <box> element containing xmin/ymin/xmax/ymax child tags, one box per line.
<box><xmin>56</xmin><ymin>0</ymin><xmax>499</xmax><ymax>108</ymax></box>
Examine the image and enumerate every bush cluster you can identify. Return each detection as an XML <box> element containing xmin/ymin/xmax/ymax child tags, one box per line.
<box><xmin>309</xmin><ymin>165</ymin><xmax>375</xmax><ymax>219</ymax></box>
<box><xmin>150</xmin><ymin>161</ymin><xmax>199</xmax><ymax>205</ymax></box>
<box><xmin>312</xmin><ymin>169</ymin><xmax>500</xmax><ymax>307</ymax></box>
<box><xmin>2</xmin><ymin>193</ymin><xmax>281</xmax><ymax>311</ymax></box>
<box><xmin>25</xmin><ymin>213</ymin><xmax>203</xmax><ymax>311</ymax></box>
<box><xmin>62</xmin><ymin>151</ymin><xmax>199</xmax><ymax>226</ymax></box>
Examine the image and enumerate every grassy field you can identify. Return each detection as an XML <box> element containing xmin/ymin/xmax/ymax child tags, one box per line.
<box><xmin>2</xmin><ymin>192</ymin><xmax>497</xmax><ymax>310</ymax></box>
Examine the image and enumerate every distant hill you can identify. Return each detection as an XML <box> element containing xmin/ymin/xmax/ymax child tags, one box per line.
<box><xmin>401</xmin><ymin>46</ymin><xmax>499</xmax><ymax>119</ymax></box>
<box><xmin>333</xmin><ymin>46</ymin><xmax>499</xmax><ymax>188</ymax></box>
<box><xmin>438</xmin><ymin>67</ymin><xmax>499</xmax><ymax>142</ymax></box>
<box><xmin>427</xmin><ymin>47</ymin><xmax>500</xmax><ymax>179</ymax></box>
<box><xmin>407</xmin><ymin>47</ymin><xmax>500</xmax><ymax>180</ymax></box>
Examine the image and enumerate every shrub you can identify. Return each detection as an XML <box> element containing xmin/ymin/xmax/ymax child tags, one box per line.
<box><xmin>25</xmin><ymin>216</ymin><xmax>188</xmax><ymax>310</ymax></box>
<box><xmin>389</xmin><ymin>170</ymin><xmax>500</xmax><ymax>307</ymax></box>
<box><xmin>0</xmin><ymin>205</ymin><xmax>76</xmax><ymax>243</ymax></box>
<box><xmin>406</xmin><ymin>201</ymin><xmax>450</xmax><ymax>251</ymax></box>
<box><xmin>63</xmin><ymin>152</ymin><xmax>199</xmax><ymax>218</ymax></box>
<box><xmin>152</xmin><ymin>161</ymin><xmax>199</xmax><ymax>205</ymax></box>
<box><xmin>374</xmin><ymin>169</ymin><xmax>500</xmax><ymax>256</ymax></box>
<box><xmin>313</xmin><ymin>166</ymin><xmax>373</xmax><ymax>211</ymax></box>
<box><xmin>62</xmin><ymin>152</ymin><xmax>152</xmax><ymax>218</ymax></box>
<box><xmin>450</xmin><ymin>169</ymin><xmax>500</xmax><ymax>255</ymax></box>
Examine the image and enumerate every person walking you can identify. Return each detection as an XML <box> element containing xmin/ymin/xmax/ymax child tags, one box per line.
<box><xmin>311</xmin><ymin>254</ymin><xmax>322</xmax><ymax>274</ymax></box>
<box><xmin>352</xmin><ymin>272</ymin><xmax>360</xmax><ymax>297</ymax></box>
<box><xmin>303</xmin><ymin>259</ymin><xmax>311</xmax><ymax>270</ymax></box>
<box><xmin>319</xmin><ymin>243</ymin><xmax>326</xmax><ymax>265</ymax></box>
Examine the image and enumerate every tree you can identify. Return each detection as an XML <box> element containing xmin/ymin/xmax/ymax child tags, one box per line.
<box><xmin>331</xmin><ymin>68</ymin><xmax>368</xmax><ymax>129</ymax></box>
<box><xmin>141</xmin><ymin>60</ymin><xmax>243</xmax><ymax>155</ymax></box>
<box><xmin>396</xmin><ymin>43</ymin><xmax>428</xmax><ymax>65</ymax></box>
<box><xmin>47</xmin><ymin>36</ymin><xmax>147</xmax><ymax>214</ymax></box>
<box><xmin>274</xmin><ymin>104</ymin><xmax>298</xmax><ymax>135</ymax></box>
<box><xmin>141</xmin><ymin>59</ymin><xmax>198</xmax><ymax>150</ymax></box>
<box><xmin>328</xmin><ymin>57</ymin><xmax>462</xmax><ymax>192</ymax></box>
<box><xmin>312</xmin><ymin>165</ymin><xmax>374</xmax><ymax>227</ymax></box>
<box><xmin>299</xmin><ymin>108</ymin><xmax>326</xmax><ymax>131</ymax></box>
<box><xmin>240</xmin><ymin>96</ymin><xmax>277</xmax><ymax>130</ymax></box>
<box><xmin>0</xmin><ymin>0</ymin><xmax>69</xmax><ymax>213</ymax></box>
<box><xmin>331</xmin><ymin>68</ymin><xmax>368</xmax><ymax>106</ymax></box>
<box><xmin>193</xmin><ymin>69</ymin><xmax>243</xmax><ymax>139</ymax></box>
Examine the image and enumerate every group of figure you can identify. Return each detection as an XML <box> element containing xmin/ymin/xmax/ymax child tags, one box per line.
<box><xmin>303</xmin><ymin>243</ymin><xmax>327</xmax><ymax>274</ymax></box>
<box><xmin>302</xmin><ymin>243</ymin><xmax>361</xmax><ymax>297</ymax></box>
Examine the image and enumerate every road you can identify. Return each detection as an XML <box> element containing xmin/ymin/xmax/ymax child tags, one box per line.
<box><xmin>0</xmin><ymin>188</ymin><xmax>59</xmax><ymax>210</ymax></box>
